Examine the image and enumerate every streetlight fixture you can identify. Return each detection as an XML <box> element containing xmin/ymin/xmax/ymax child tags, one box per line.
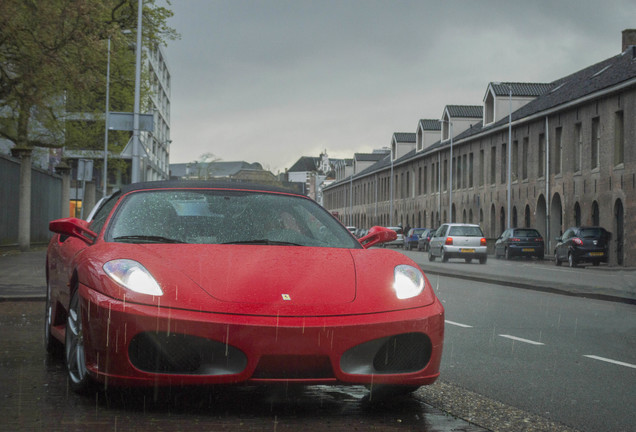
<box><xmin>493</xmin><ymin>82</ymin><xmax>513</xmax><ymax>229</ymax></box>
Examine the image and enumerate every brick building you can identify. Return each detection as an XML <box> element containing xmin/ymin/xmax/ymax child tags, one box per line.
<box><xmin>323</xmin><ymin>30</ymin><xmax>636</xmax><ymax>266</ymax></box>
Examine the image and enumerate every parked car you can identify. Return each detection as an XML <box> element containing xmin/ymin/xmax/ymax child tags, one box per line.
<box><xmin>417</xmin><ymin>228</ymin><xmax>437</xmax><ymax>251</ymax></box>
<box><xmin>383</xmin><ymin>226</ymin><xmax>404</xmax><ymax>247</ymax></box>
<box><xmin>45</xmin><ymin>181</ymin><xmax>444</xmax><ymax>397</ymax></box>
<box><xmin>404</xmin><ymin>228</ymin><xmax>427</xmax><ymax>250</ymax></box>
<box><xmin>428</xmin><ymin>223</ymin><xmax>488</xmax><ymax>264</ymax></box>
<box><xmin>554</xmin><ymin>226</ymin><xmax>610</xmax><ymax>267</ymax></box>
<box><xmin>495</xmin><ymin>228</ymin><xmax>545</xmax><ymax>260</ymax></box>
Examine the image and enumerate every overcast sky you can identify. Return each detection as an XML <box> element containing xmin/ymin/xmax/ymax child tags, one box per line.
<box><xmin>163</xmin><ymin>0</ymin><xmax>635</xmax><ymax>173</ymax></box>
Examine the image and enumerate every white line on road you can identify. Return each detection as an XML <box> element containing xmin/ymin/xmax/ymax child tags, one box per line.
<box><xmin>499</xmin><ymin>334</ymin><xmax>545</xmax><ymax>345</ymax></box>
<box><xmin>445</xmin><ymin>320</ymin><xmax>473</xmax><ymax>328</ymax></box>
<box><xmin>583</xmin><ymin>355</ymin><xmax>636</xmax><ymax>369</ymax></box>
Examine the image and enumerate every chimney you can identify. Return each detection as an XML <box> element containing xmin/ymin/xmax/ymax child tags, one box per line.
<box><xmin>622</xmin><ymin>29</ymin><xmax>636</xmax><ymax>52</ymax></box>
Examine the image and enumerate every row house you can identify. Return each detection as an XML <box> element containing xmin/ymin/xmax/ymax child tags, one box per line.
<box><xmin>323</xmin><ymin>30</ymin><xmax>636</xmax><ymax>266</ymax></box>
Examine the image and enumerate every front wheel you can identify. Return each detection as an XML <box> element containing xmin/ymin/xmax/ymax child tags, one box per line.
<box><xmin>65</xmin><ymin>289</ymin><xmax>92</xmax><ymax>394</ymax></box>
<box><xmin>428</xmin><ymin>250</ymin><xmax>435</xmax><ymax>262</ymax></box>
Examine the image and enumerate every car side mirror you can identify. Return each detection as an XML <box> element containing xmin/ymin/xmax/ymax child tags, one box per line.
<box><xmin>359</xmin><ymin>226</ymin><xmax>397</xmax><ymax>249</ymax></box>
<box><xmin>49</xmin><ymin>217</ymin><xmax>97</xmax><ymax>245</ymax></box>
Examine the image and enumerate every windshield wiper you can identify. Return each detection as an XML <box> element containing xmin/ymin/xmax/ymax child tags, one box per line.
<box><xmin>113</xmin><ymin>235</ymin><xmax>187</xmax><ymax>244</ymax></box>
<box><xmin>221</xmin><ymin>239</ymin><xmax>301</xmax><ymax>246</ymax></box>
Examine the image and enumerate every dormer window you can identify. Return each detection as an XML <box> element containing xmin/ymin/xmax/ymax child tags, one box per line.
<box><xmin>484</xmin><ymin>90</ymin><xmax>495</xmax><ymax>125</ymax></box>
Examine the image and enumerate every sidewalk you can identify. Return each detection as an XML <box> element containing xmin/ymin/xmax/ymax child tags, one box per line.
<box><xmin>0</xmin><ymin>248</ymin><xmax>635</xmax><ymax>304</ymax></box>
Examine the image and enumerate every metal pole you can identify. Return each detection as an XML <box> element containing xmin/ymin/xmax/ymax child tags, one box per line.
<box><xmin>389</xmin><ymin>151</ymin><xmax>394</xmax><ymax>226</ymax></box>
<box><xmin>507</xmin><ymin>85</ymin><xmax>512</xmax><ymax>229</ymax></box>
<box><xmin>449</xmin><ymin>122</ymin><xmax>453</xmax><ymax>223</ymax></box>
<box><xmin>131</xmin><ymin>0</ymin><xmax>143</xmax><ymax>183</ymax></box>
<box><xmin>103</xmin><ymin>37</ymin><xmax>111</xmax><ymax>196</ymax></box>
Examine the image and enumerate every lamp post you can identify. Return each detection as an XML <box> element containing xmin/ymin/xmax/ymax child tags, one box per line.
<box><xmin>103</xmin><ymin>37</ymin><xmax>111</xmax><ymax>197</ymax></box>
<box><xmin>131</xmin><ymin>0</ymin><xmax>143</xmax><ymax>183</ymax></box>
<box><xmin>439</xmin><ymin>118</ymin><xmax>453</xmax><ymax>222</ymax></box>
<box><xmin>506</xmin><ymin>85</ymin><xmax>512</xmax><ymax>229</ymax></box>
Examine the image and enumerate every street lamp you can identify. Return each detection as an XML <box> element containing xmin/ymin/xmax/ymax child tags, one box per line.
<box><xmin>131</xmin><ymin>0</ymin><xmax>143</xmax><ymax>183</ymax></box>
<box><xmin>493</xmin><ymin>82</ymin><xmax>513</xmax><ymax>229</ymax></box>
<box><xmin>103</xmin><ymin>37</ymin><xmax>111</xmax><ymax>196</ymax></box>
<box><xmin>439</xmin><ymin>118</ymin><xmax>453</xmax><ymax>223</ymax></box>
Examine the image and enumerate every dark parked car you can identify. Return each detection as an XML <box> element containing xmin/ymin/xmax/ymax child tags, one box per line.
<box><xmin>404</xmin><ymin>228</ymin><xmax>427</xmax><ymax>250</ymax></box>
<box><xmin>554</xmin><ymin>226</ymin><xmax>610</xmax><ymax>267</ymax></box>
<box><xmin>417</xmin><ymin>228</ymin><xmax>436</xmax><ymax>251</ymax></box>
<box><xmin>495</xmin><ymin>228</ymin><xmax>544</xmax><ymax>260</ymax></box>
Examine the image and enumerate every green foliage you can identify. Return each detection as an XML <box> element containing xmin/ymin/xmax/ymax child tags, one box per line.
<box><xmin>0</xmin><ymin>0</ymin><xmax>178</xmax><ymax>152</ymax></box>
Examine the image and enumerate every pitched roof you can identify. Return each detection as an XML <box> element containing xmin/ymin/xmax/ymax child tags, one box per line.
<box><xmin>392</xmin><ymin>132</ymin><xmax>416</xmax><ymax>143</ymax></box>
<box><xmin>418</xmin><ymin>119</ymin><xmax>442</xmax><ymax>130</ymax></box>
<box><xmin>490</xmin><ymin>82</ymin><xmax>553</xmax><ymax>97</ymax></box>
<box><xmin>446</xmin><ymin>105</ymin><xmax>483</xmax><ymax>118</ymax></box>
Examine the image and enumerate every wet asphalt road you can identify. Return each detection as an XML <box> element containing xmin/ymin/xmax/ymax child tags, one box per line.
<box><xmin>1</xmin><ymin>301</ymin><xmax>486</xmax><ymax>432</ymax></box>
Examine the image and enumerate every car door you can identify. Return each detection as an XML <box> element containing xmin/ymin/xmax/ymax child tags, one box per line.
<box><xmin>430</xmin><ymin>225</ymin><xmax>448</xmax><ymax>256</ymax></box>
<box><xmin>556</xmin><ymin>228</ymin><xmax>573</xmax><ymax>260</ymax></box>
<box><xmin>495</xmin><ymin>229</ymin><xmax>509</xmax><ymax>256</ymax></box>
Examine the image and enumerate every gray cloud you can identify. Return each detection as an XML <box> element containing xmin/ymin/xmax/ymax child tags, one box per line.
<box><xmin>164</xmin><ymin>0</ymin><xmax>635</xmax><ymax>172</ymax></box>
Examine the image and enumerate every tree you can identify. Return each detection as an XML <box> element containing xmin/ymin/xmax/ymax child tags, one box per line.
<box><xmin>0</xmin><ymin>0</ymin><xmax>178</xmax><ymax>250</ymax></box>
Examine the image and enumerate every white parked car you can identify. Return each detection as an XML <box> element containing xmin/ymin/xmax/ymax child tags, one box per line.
<box><xmin>428</xmin><ymin>223</ymin><xmax>488</xmax><ymax>264</ymax></box>
<box><xmin>383</xmin><ymin>226</ymin><xmax>404</xmax><ymax>247</ymax></box>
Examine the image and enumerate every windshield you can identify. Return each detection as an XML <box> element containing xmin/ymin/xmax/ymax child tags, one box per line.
<box><xmin>448</xmin><ymin>226</ymin><xmax>483</xmax><ymax>237</ymax></box>
<box><xmin>107</xmin><ymin>189</ymin><xmax>361</xmax><ymax>248</ymax></box>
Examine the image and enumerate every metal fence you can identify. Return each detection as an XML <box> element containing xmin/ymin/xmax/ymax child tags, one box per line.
<box><xmin>0</xmin><ymin>154</ymin><xmax>62</xmax><ymax>247</ymax></box>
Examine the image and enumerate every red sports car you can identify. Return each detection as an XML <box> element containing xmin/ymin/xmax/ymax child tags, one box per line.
<box><xmin>45</xmin><ymin>181</ymin><xmax>444</xmax><ymax>396</ymax></box>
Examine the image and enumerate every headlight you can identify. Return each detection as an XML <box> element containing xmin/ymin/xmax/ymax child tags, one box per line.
<box><xmin>103</xmin><ymin>259</ymin><xmax>163</xmax><ymax>296</ymax></box>
<box><xmin>393</xmin><ymin>265</ymin><xmax>425</xmax><ymax>299</ymax></box>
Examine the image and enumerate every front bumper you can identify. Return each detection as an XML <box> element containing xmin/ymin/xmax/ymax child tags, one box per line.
<box><xmin>79</xmin><ymin>285</ymin><xmax>444</xmax><ymax>388</ymax></box>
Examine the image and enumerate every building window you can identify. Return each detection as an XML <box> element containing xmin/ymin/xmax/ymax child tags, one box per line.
<box><xmin>423</xmin><ymin>166</ymin><xmax>428</xmax><ymax>194</ymax></box>
<box><xmin>591</xmin><ymin>117</ymin><xmax>600</xmax><ymax>169</ymax></box>
<box><xmin>501</xmin><ymin>143</ymin><xmax>507</xmax><ymax>184</ymax></box>
<box><xmin>490</xmin><ymin>146</ymin><xmax>496</xmax><ymax>185</ymax></box>
<box><xmin>463</xmin><ymin>154</ymin><xmax>468</xmax><ymax>189</ymax></box>
<box><xmin>538</xmin><ymin>134</ymin><xmax>545</xmax><ymax>178</ymax></box>
<box><xmin>522</xmin><ymin>137</ymin><xmax>529</xmax><ymax>180</ymax></box>
<box><xmin>479</xmin><ymin>149</ymin><xmax>485</xmax><ymax>187</ymax></box>
<box><xmin>469</xmin><ymin>153</ymin><xmax>474</xmax><ymax>188</ymax></box>
<box><xmin>614</xmin><ymin>111</ymin><xmax>624</xmax><ymax>166</ymax></box>
<box><xmin>512</xmin><ymin>140</ymin><xmax>519</xmax><ymax>181</ymax></box>
<box><xmin>574</xmin><ymin>123</ymin><xmax>582</xmax><ymax>172</ymax></box>
<box><xmin>554</xmin><ymin>127</ymin><xmax>562</xmax><ymax>175</ymax></box>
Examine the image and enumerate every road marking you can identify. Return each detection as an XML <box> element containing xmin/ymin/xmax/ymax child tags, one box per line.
<box><xmin>499</xmin><ymin>334</ymin><xmax>544</xmax><ymax>345</ymax></box>
<box><xmin>445</xmin><ymin>320</ymin><xmax>473</xmax><ymax>328</ymax></box>
<box><xmin>583</xmin><ymin>355</ymin><xmax>636</xmax><ymax>369</ymax></box>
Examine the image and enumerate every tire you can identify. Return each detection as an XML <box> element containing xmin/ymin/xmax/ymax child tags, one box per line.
<box><xmin>465</xmin><ymin>258</ymin><xmax>472</xmax><ymax>263</ymax></box>
<box><xmin>441</xmin><ymin>248</ymin><xmax>449</xmax><ymax>263</ymax></box>
<box><xmin>65</xmin><ymin>289</ymin><xmax>92</xmax><ymax>394</ymax></box>
<box><xmin>428</xmin><ymin>250</ymin><xmax>435</xmax><ymax>262</ymax></box>
<box><xmin>593</xmin><ymin>260</ymin><xmax>600</xmax><ymax>266</ymax></box>
<box><xmin>568</xmin><ymin>253</ymin><xmax>577</xmax><ymax>268</ymax></box>
<box><xmin>505</xmin><ymin>248</ymin><xmax>511</xmax><ymax>260</ymax></box>
<box><xmin>44</xmin><ymin>280</ymin><xmax>61</xmax><ymax>355</ymax></box>
<box><xmin>555</xmin><ymin>252</ymin><xmax>561</xmax><ymax>266</ymax></box>
<box><xmin>479</xmin><ymin>255</ymin><xmax>487</xmax><ymax>264</ymax></box>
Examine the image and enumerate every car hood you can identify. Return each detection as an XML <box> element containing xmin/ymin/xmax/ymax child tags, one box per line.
<box><xmin>146</xmin><ymin>245</ymin><xmax>356</xmax><ymax>306</ymax></box>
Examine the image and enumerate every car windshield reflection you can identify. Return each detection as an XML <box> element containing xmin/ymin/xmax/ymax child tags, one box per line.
<box><xmin>107</xmin><ymin>190</ymin><xmax>361</xmax><ymax>248</ymax></box>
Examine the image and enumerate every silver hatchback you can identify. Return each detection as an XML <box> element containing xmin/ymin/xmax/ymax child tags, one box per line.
<box><xmin>428</xmin><ymin>223</ymin><xmax>488</xmax><ymax>264</ymax></box>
